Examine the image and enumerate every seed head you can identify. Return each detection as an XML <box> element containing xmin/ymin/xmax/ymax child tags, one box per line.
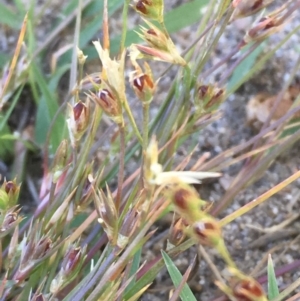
<box><xmin>195</xmin><ymin>84</ymin><xmax>225</xmax><ymax>113</ymax></box>
<box><xmin>243</xmin><ymin>7</ymin><xmax>290</xmax><ymax>44</ymax></box>
<box><xmin>130</xmin><ymin>61</ymin><xmax>156</xmax><ymax>103</ymax></box>
<box><xmin>132</xmin><ymin>0</ymin><xmax>164</xmax><ymax>22</ymax></box>
<box><xmin>168</xmin><ymin>218</ymin><xmax>187</xmax><ymax>247</ymax></box>
<box><xmin>232</xmin><ymin>0</ymin><xmax>274</xmax><ymax>19</ymax></box>
<box><xmin>217</xmin><ymin>267</ymin><xmax>268</xmax><ymax>301</ymax></box>
<box><xmin>170</xmin><ymin>184</ymin><xmax>209</xmax><ymax>223</ymax></box>
<box><xmin>67</xmin><ymin>100</ymin><xmax>90</xmax><ymax>147</ymax></box>
<box><xmin>191</xmin><ymin>218</ymin><xmax>222</xmax><ymax>247</ymax></box>
<box><xmin>130</xmin><ymin>19</ymin><xmax>186</xmax><ymax>65</ymax></box>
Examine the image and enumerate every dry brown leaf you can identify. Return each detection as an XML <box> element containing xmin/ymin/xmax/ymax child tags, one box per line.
<box><xmin>246</xmin><ymin>85</ymin><xmax>300</xmax><ymax>129</ymax></box>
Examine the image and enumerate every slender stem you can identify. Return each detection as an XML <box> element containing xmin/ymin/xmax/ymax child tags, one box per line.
<box><xmin>0</xmin><ymin>14</ymin><xmax>27</xmax><ymax>105</ymax></box>
<box><xmin>218</xmin><ymin>42</ymin><xmax>259</xmax><ymax>87</ymax></box>
<box><xmin>71</xmin><ymin>251</ymin><xmax>116</xmax><ymax>301</ymax></box>
<box><xmin>116</xmin><ymin>124</ymin><xmax>125</xmax><ymax>212</ymax></box>
<box><xmin>120</xmin><ymin>0</ymin><xmax>131</xmax><ymax>53</ymax></box>
<box><xmin>123</xmin><ymin>99</ymin><xmax>143</xmax><ymax>144</ymax></box>
<box><xmin>142</xmin><ymin>103</ymin><xmax>150</xmax><ymax>158</ymax></box>
<box><xmin>69</xmin><ymin>0</ymin><xmax>82</xmax><ymax>104</ymax></box>
<box><xmin>103</xmin><ymin>0</ymin><xmax>110</xmax><ymax>51</ymax></box>
<box><xmin>220</xmin><ymin>169</ymin><xmax>300</xmax><ymax>226</ymax></box>
<box><xmin>273</xmin><ymin>277</ymin><xmax>300</xmax><ymax>301</ymax></box>
<box><xmin>140</xmin><ymin>102</ymin><xmax>150</xmax><ymax>187</ymax></box>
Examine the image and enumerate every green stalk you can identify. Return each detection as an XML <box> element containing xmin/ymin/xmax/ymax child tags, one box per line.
<box><xmin>116</xmin><ymin>123</ymin><xmax>126</xmax><ymax>212</ymax></box>
<box><xmin>123</xmin><ymin>99</ymin><xmax>143</xmax><ymax>144</ymax></box>
<box><xmin>142</xmin><ymin>103</ymin><xmax>150</xmax><ymax>156</ymax></box>
<box><xmin>120</xmin><ymin>0</ymin><xmax>131</xmax><ymax>53</ymax></box>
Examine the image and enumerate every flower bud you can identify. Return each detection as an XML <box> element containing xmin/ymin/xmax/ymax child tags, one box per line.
<box><xmin>133</xmin><ymin>0</ymin><xmax>164</xmax><ymax>22</ymax></box>
<box><xmin>15</xmin><ymin>232</ymin><xmax>53</xmax><ymax>282</ymax></box>
<box><xmin>170</xmin><ymin>183</ymin><xmax>208</xmax><ymax>223</ymax></box>
<box><xmin>243</xmin><ymin>10</ymin><xmax>288</xmax><ymax>44</ymax></box>
<box><xmin>130</xmin><ymin>19</ymin><xmax>186</xmax><ymax>65</ymax></box>
<box><xmin>232</xmin><ymin>0</ymin><xmax>274</xmax><ymax>19</ymax></box>
<box><xmin>94</xmin><ymin>187</ymin><xmax>118</xmax><ymax>246</ymax></box>
<box><xmin>195</xmin><ymin>84</ymin><xmax>225</xmax><ymax>112</ymax></box>
<box><xmin>1</xmin><ymin>207</ymin><xmax>20</xmax><ymax>235</ymax></box>
<box><xmin>233</xmin><ymin>278</ymin><xmax>267</xmax><ymax>301</ymax></box>
<box><xmin>191</xmin><ymin>218</ymin><xmax>222</xmax><ymax>247</ymax></box>
<box><xmin>50</xmin><ymin>244</ymin><xmax>86</xmax><ymax>293</ymax></box>
<box><xmin>130</xmin><ymin>62</ymin><xmax>156</xmax><ymax>103</ymax></box>
<box><xmin>61</xmin><ymin>246</ymin><xmax>85</xmax><ymax>277</ymax></box>
<box><xmin>0</xmin><ymin>179</ymin><xmax>20</xmax><ymax>208</ymax></box>
<box><xmin>67</xmin><ymin>100</ymin><xmax>90</xmax><ymax>147</ymax></box>
<box><xmin>97</xmin><ymin>89</ymin><xmax>120</xmax><ymax>116</ymax></box>
<box><xmin>216</xmin><ymin>267</ymin><xmax>268</xmax><ymax>301</ymax></box>
<box><xmin>32</xmin><ymin>237</ymin><xmax>52</xmax><ymax>260</ymax></box>
<box><xmin>77</xmin><ymin>47</ymin><xmax>88</xmax><ymax>65</ymax></box>
<box><xmin>168</xmin><ymin>218</ymin><xmax>187</xmax><ymax>247</ymax></box>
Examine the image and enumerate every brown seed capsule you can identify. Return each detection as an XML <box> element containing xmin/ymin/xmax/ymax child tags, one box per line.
<box><xmin>233</xmin><ymin>278</ymin><xmax>265</xmax><ymax>300</ymax></box>
<box><xmin>232</xmin><ymin>0</ymin><xmax>274</xmax><ymax>19</ymax></box>
<box><xmin>191</xmin><ymin>218</ymin><xmax>222</xmax><ymax>247</ymax></box>
<box><xmin>130</xmin><ymin>61</ymin><xmax>155</xmax><ymax>103</ymax></box>
<box><xmin>95</xmin><ymin>89</ymin><xmax>121</xmax><ymax>118</ymax></box>
<box><xmin>32</xmin><ymin>237</ymin><xmax>52</xmax><ymax>260</ymax></box>
<box><xmin>1</xmin><ymin>212</ymin><xmax>18</xmax><ymax>231</ymax></box>
<box><xmin>198</xmin><ymin>85</ymin><xmax>209</xmax><ymax>98</ymax></box>
<box><xmin>63</xmin><ymin>247</ymin><xmax>82</xmax><ymax>275</ymax></box>
<box><xmin>173</xmin><ymin>188</ymin><xmax>191</xmax><ymax>211</ymax></box>
<box><xmin>169</xmin><ymin>218</ymin><xmax>186</xmax><ymax>246</ymax></box>
<box><xmin>136</xmin><ymin>1</ymin><xmax>147</xmax><ymax>14</ymax></box>
<box><xmin>4</xmin><ymin>181</ymin><xmax>17</xmax><ymax>194</ymax></box>
<box><xmin>73</xmin><ymin>102</ymin><xmax>85</xmax><ymax>121</ymax></box>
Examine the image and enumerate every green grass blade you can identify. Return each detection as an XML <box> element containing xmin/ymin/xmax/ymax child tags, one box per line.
<box><xmin>31</xmin><ymin>62</ymin><xmax>66</xmax><ymax>151</ymax></box>
<box><xmin>0</xmin><ymin>85</ymin><xmax>23</xmax><ymax>131</ymax></box>
<box><xmin>228</xmin><ymin>24</ymin><xmax>300</xmax><ymax>94</ymax></box>
<box><xmin>164</xmin><ymin>0</ymin><xmax>208</xmax><ymax>32</ymax></box>
<box><xmin>0</xmin><ymin>122</ymin><xmax>14</xmax><ymax>161</ymax></box>
<box><xmin>0</xmin><ymin>3</ymin><xmax>21</xmax><ymax>28</ymax></box>
<box><xmin>268</xmin><ymin>254</ymin><xmax>279</xmax><ymax>300</ymax></box>
<box><xmin>227</xmin><ymin>43</ymin><xmax>264</xmax><ymax>92</ymax></box>
<box><xmin>0</xmin><ymin>53</ymin><xmax>11</xmax><ymax>69</ymax></box>
<box><xmin>161</xmin><ymin>250</ymin><xmax>197</xmax><ymax>301</ymax></box>
<box><xmin>124</xmin><ymin>248</ymin><xmax>142</xmax><ymax>295</ymax></box>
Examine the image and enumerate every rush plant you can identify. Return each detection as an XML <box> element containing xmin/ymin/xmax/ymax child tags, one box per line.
<box><xmin>0</xmin><ymin>0</ymin><xmax>300</xmax><ymax>300</ymax></box>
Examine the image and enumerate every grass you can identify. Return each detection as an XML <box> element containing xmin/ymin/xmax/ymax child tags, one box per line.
<box><xmin>0</xmin><ymin>0</ymin><xmax>300</xmax><ymax>300</ymax></box>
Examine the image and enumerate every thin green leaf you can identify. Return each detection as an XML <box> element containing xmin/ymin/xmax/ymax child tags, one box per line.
<box><xmin>31</xmin><ymin>62</ymin><xmax>66</xmax><ymax>151</ymax></box>
<box><xmin>125</xmin><ymin>248</ymin><xmax>142</xmax><ymax>295</ymax></box>
<box><xmin>0</xmin><ymin>126</ymin><xmax>14</xmax><ymax>161</ymax></box>
<box><xmin>0</xmin><ymin>3</ymin><xmax>21</xmax><ymax>28</ymax></box>
<box><xmin>268</xmin><ymin>254</ymin><xmax>279</xmax><ymax>300</ymax></box>
<box><xmin>161</xmin><ymin>250</ymin><xmax>197</xmax><ymax>301</ymax></box>
<box><xmin>227</xmin><ymin>43</ymin><xmax>264</xmax><ymax>92</ymax></box>
<box><xmin>164</xmin><ymin>0</ymin><xmax>209</xmax><ymax>32</ymax></box>
<box><xmin>228</xmin><ymin>24</ymin><xmax>300</xmax><ymax>94</ymax></box>
<box><xmin>123</xmin><ymin>239</ymin><xmax>195</xmax><ymax>300</ymax></box>
<box><xmin>0</xmin><ymin>85</ymin><xmax>23</xmax><ymax>131</ymax></box>
<box><xmin>0</xmin><ymin>53</ymin><xmax>11</xmax><ymax>69</ymax></box>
